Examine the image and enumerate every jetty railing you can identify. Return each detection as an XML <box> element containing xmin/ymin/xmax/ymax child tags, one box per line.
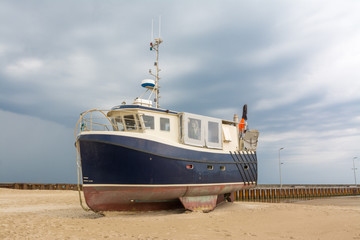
<box><xmin>234</xmin><ymin>185</ymin><xmax>360</xmax><ymax>201</ymax></box>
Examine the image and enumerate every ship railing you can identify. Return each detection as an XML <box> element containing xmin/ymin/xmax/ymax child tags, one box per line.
<box><xmin>76</xmin><ymin>108</ymin><xmax>145</xmax><ymax>134</ymax></box>
<box><xmin>77</xmin><ymin>109</ymin><xmax>114</xmax><ymax>133</ymax></box>
<box><xmin>80</xmin><ymin>116</ymin><xmax>112</xmax><ymax>132</ymax></box>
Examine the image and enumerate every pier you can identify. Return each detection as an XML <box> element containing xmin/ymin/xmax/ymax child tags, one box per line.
<box><xmin>235</xmin><ymin>185</ymin><xmax>360</xmax><ymax>201</ymax></box>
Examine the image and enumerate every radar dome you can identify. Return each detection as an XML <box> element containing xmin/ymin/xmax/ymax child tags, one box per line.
<box><xmin>141</xmin><ymin>79</ymin><xmax>155</xmax><ymax>89</ymax></box>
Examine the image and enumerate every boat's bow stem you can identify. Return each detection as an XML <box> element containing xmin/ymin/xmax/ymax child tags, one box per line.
<box><xmin>75</xmin><ymin>109</ymin><xmax>115</xmax><ymax>212</ymax></box>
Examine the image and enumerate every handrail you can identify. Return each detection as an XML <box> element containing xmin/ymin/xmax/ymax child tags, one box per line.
<box><xmin>80</xmin><ymin>119</ymin><xmax>110</xmax><ymax>131</ymax></box>
<box><xmin>77</xmin><ymin>109</ymin><xmax>118</xmax><ymax>133</ymax></box>
<box><xmin>77</xmin><ymin>109</ymin><xmax>145</xmax><ymax>133</ymax></box>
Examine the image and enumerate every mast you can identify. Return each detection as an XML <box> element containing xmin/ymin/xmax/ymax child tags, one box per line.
<box><xmin>149</xmin><ymin>37</ymin><xmax>163</xmax><ymax>108</ymax></box>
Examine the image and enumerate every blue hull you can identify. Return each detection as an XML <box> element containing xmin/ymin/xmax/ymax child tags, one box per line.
<box><xmin>78</xmin><ymin>133</ymin><xmax>257</xmax><ymax>211</ymax></box>
<box><xmin>78</xmin><ymin>134</ymin><xmax>257</xmax><ymax>185</ymax></box>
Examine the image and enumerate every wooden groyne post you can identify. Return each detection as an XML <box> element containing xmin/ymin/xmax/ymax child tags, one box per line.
<box><xmin>234</xmin><ymin>185</ymin><xmax>360</xmax><ymax>201</ymax></box>
<box><xmin>0</xmin><ymin>183</ymin><xmax>80</xmax><ymax>190</ymax></box>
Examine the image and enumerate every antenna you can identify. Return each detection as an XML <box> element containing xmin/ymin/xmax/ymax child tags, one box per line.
<box><xmin>151</xmin><ymin>19</ymin><xmax>154</xmax><ymax>42</ymax></box>
<box><xmin>148</xmin><ymin>17</ymin><xmax>163</xmax><ymax>108</ymax></box>
<box><xmin>159</xmin><ymin>15</ymin><xmax>161</xmax><ymax>38</ymax></box>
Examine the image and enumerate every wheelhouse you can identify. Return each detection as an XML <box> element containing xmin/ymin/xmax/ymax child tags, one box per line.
<box><xmin>77</xmin><ymin>104</ymin><xmax>247</xmax><ymax>152</ymax></box>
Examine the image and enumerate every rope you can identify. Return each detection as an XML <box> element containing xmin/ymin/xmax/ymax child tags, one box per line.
<box><xmin>75</xmin><ymin>140</ymin><xmax>91</xmax><ymax>212</ymax></box>
<box><xmin>75</xmin><ymin>112</ymin><xmax>91</xmax><ymax>212</ymax></box>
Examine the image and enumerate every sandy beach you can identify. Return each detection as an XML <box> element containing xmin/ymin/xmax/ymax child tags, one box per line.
<box><xmin>0</xmin><ymin>188</ymin><xmax>359</xmax><ymax>240</ymax></box>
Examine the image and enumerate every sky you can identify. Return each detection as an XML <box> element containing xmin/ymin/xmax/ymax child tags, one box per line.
<box><xmin>0</xmin><ymin>0</ymin><xmax>359</xmax><ymax>185</ymax></box>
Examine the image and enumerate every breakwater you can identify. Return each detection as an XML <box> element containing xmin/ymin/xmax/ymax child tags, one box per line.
<box><xmin>235</xmin><ymin>185</ymin><xmax>360</xmax><ymax>201</ymax></box>
<box><xmin>1</xmin><ymin>183</ymin><xmax>359</xmax><ymax>201</ymax></box>
<box><xmin>0</xmin><ymin>183</ymin><xmax>80</xmax><ymax>190</ymax></box>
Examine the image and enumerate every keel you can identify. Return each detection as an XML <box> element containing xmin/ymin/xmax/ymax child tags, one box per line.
<box><xmin>179</xmin><ymin>195</ymin><xmax>218</xmax><ymax>212</ymax></box>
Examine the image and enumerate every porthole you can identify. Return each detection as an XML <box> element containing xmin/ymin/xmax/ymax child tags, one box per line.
<box><xmin>220</xmin><ymin>166</ymin><xmax>226</xmax><ymax>171</ymax></box>
<box><xmin>186</xmin><ymin>164</ymin><xmax>194</xmax><ymax>169</ymax></box>
<box><xmin>207</xmin><ymin>165</ymin><xmax>213</xmax><ymax>170</ymax></box>
<box><xmin>244</xmin><ymin>165</ymin><xmax>249</xmax><ymax>170</ymax></box>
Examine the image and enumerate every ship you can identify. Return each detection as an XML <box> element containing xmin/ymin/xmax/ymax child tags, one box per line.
<box><xmin>75</xmin><ymin>36</ymin><xmax>259</xmax><ymax>212</ymax></box>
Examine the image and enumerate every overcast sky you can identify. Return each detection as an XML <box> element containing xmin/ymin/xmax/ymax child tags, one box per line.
<box><xmin>1</xmin><ymin>0</ymin><xmax>359</xmax><ymax>184</ymax></box>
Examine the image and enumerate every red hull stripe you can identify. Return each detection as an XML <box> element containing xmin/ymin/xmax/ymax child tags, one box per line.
<box><xmin>82</xmin><ymin>183</ymin><xmax>254</xmax><ymax>211</ymax></box>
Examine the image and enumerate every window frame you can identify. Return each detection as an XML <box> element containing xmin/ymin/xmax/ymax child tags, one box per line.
<box><xmin>182</xmin><ymin>113</ymin><xmax>205</xmax><ymax>147</ymax></box>
<box><xmin>114</xmin><ymin>116</ymin><xmax>125</xmax><ymax>131</ymax></box>
<box><xmin>205</xmin><ymin>119</ymin><xmax>222</xmax><ymax>149</ymax></box>
<box><xmin>143</xmin><ymin>115</ymin><xmax>155</xmax><ymax>130</ymax></box>
<box><xmin>123</xmin><ymin>114</ymin><xmax>137</xmax><ymax>131</ymax></box>
<box><xmin>160</xmin><ymin>117</ymin><xmax>170</xmax><ymax>131</ymax></box>
<box><xmin>180</xmin><ymin>112</ymin><xmax>222</xmax><ymax>149</ymax></box>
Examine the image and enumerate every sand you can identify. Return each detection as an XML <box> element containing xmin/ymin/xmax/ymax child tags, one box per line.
<box><xmin>0</xmin><ymin>188</ymin><xmax>359</xmax><ymax>240</ymax></box>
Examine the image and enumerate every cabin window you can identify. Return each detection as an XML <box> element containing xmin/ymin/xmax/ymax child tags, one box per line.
<box><xmin>181</xmin><ymin>113</ymin><xmax>222</xmax><ymax>149</ymax></box>
<box><xmin>188</xmin><ymin>118</ymin><xmax>201</xmax><ymax>140</ymax></box>
<box><xmin>124</xmin><ymin>115</ymin><xmax>136</xmax><ymax>130</ymax></box>
<box><xmin>114</xmin><ymin>117</ymin><xmax>124</xmax><ymax>131</ymax></box>
<box><xmin>143</xmin><ymin>115</ymin><xmax>154</xmax><ymax>130</ymax></box>
<box><xmin>208</xmin><ymin>121</ymin><xmax>219</xmax><ymax>143</ymax></box>
<box><xmin>205</xmin><ymin>119</ymin><xmax>222</xmax><ymax>149</ymax></box>
<box><xmin>160</xmin><ymin>118</ymin><xmax>170</xmax><ymax>131</ymax></box>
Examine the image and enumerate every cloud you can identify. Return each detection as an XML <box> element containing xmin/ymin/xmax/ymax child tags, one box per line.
<box><xmin>5</xmin><ymin>58</ymin><xmax>44</xmax><ymax>77</ymax></box>
<box><xmin>0</xmin><ymin>1</ymin><xmax>359</xmax><ymax>184</ymax></box>
<box><xmin>0</xmin><ymin>43</ymin><xmax>11</xmax><ymax>56</ymax></box>
<box><xmin>0</xmin><ymin>109</ymin><xmax>76</xmax><ymax>183</ymax></box>
<box><xmin>243</xmin><ymin>1</ymin><xmax>360</xmax><ymax>111</ymax></box>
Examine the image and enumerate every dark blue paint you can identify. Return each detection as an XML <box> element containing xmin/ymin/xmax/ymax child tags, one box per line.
<box><xmin>80</xmin><ymin>134</ymin><xmax>233</xmax><ymax>163</ymax></box>
<box><xmin>79</xmin><ymin>134</ymin><xmax>257</xmax><ymax>185</ymax></box>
